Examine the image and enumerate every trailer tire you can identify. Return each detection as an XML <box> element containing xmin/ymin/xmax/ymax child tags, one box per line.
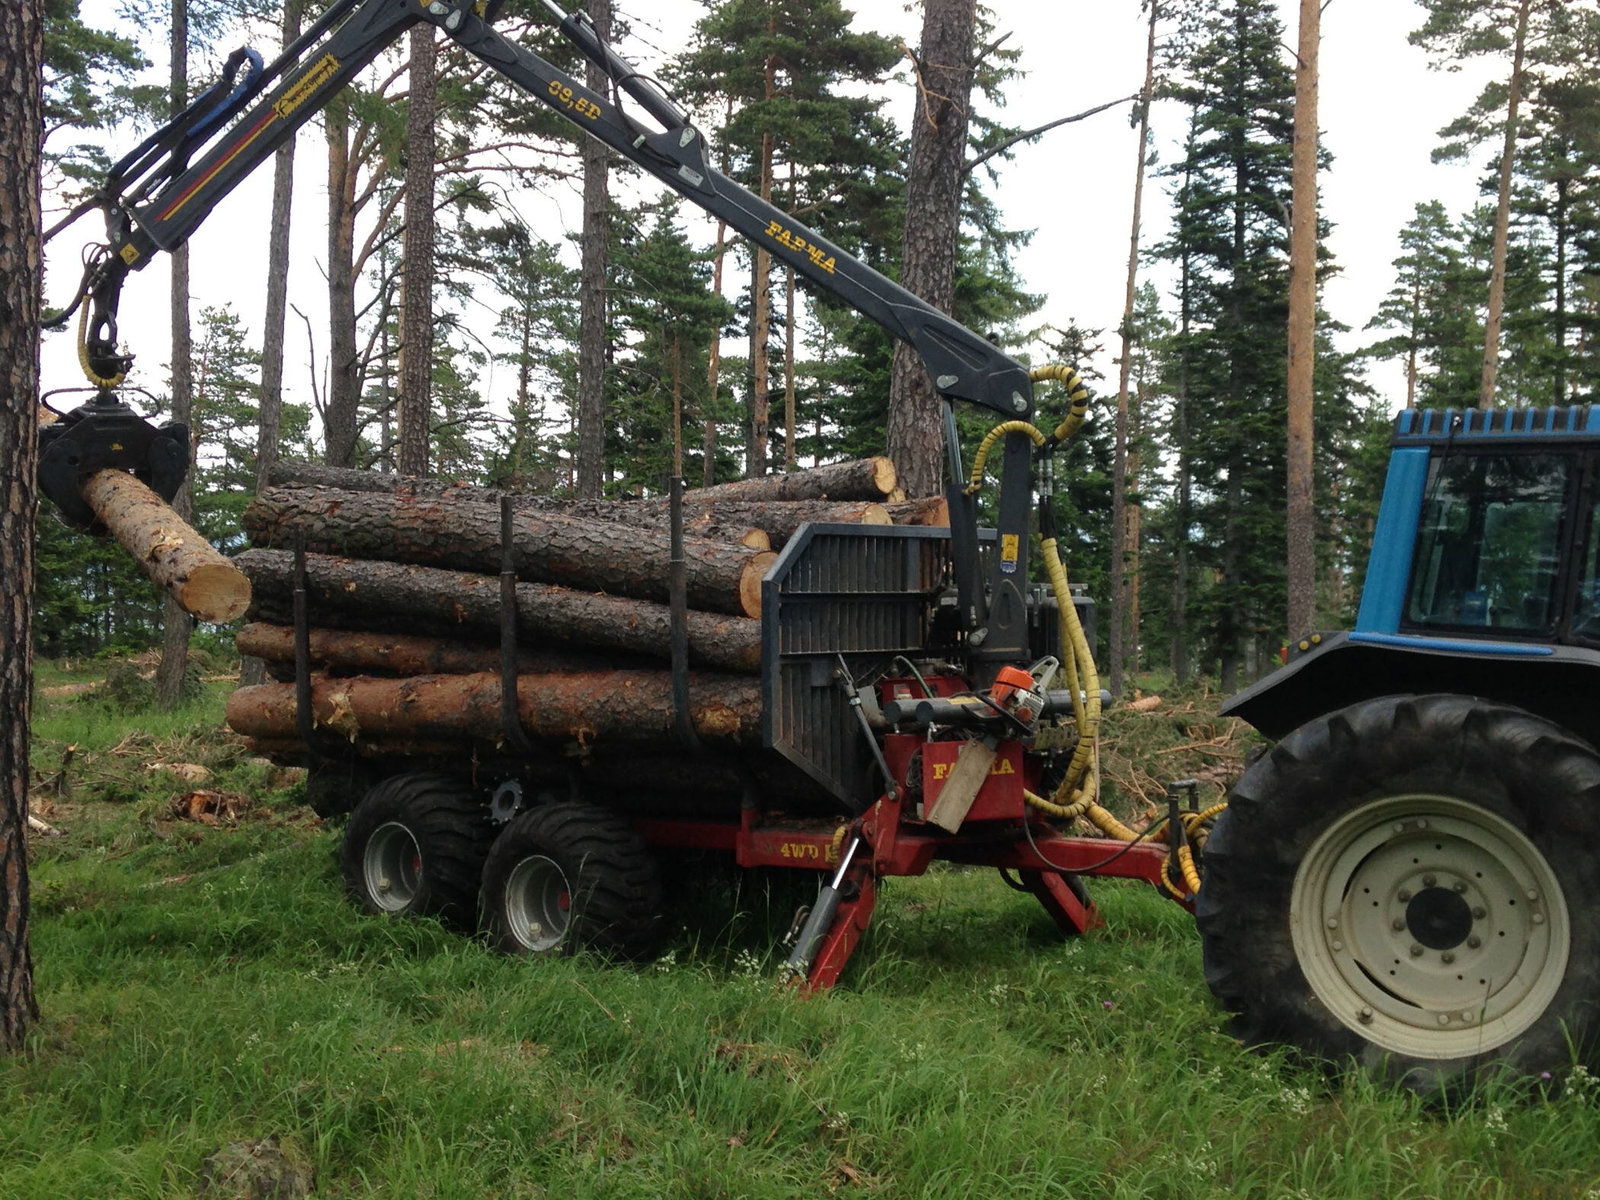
<box><xmin>1197</xmin><ymin>693</ymin><xmax>1600</xmax><ymax>1094</ymax></box>
<box><xmin>480</xmin><ymin>803</ymin><xmax>663</xmax><ymax>961</ymax></box>
<box><xmin>341</xmin><ymin>772</ymin><xmax>493</xmax><ymax>928</ymax></box>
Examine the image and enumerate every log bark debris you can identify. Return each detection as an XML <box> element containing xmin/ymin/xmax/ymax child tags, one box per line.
<box><xmin>234</xmin><ymin>549</ymin><xmax>761</xmax><ymax>673</ymax></box>
<box><xmin>227</xmin><ymin>669</ymin><xmax>763</xmax><ymax>749</ymax></box>
<box><xmin>243</xmin><ymin>485</ymin><xmax>774</xmax><ymax>617</ymax></box>
<box><xmin>81</xmin><ymin>470</ymin><xmax>251</xmax><ymax>622</ymax></box>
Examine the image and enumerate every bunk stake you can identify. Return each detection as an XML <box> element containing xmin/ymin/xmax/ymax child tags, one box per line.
<box><xmin>498</xmin><ymin>495</ymin><xmax>536</xmax><ymax>756</ymax></box>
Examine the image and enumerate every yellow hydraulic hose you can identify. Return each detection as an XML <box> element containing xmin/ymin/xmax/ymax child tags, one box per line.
<box><xmin>77</xmin><ymin>298</ymin><xmax>125</xmax><ymax>389</ymax></box>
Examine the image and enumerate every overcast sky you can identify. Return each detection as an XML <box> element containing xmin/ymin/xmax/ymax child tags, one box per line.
<box><xmin>42</xmin><ymin>0</ymin><xmax>1500</xmax><ymax>423</ymax></box>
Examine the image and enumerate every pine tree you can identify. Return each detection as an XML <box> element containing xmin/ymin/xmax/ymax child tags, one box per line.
<box><xmin>676</xmin><ymin>0</ymin><xmax>899</xmax><ymax>478</ymax></box>
<box><xmin>1160</xmin><ymin>0</ymin><xmax>1296</xmax><ymax>690</ymax></box>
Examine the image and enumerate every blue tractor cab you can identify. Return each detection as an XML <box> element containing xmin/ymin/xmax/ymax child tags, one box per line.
<box><xmin>1223</xmin><ymin>406</ymin><xmax>1600</xmax><ymax>746</ymax></box>
<box><xmin>1198</xmin><ymin>407</ymin><xmax>1600</xmax><ymax>1095</ymax></box>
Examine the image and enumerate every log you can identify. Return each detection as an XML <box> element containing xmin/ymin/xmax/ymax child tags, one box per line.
<box><xmin>80</xmin><ymin>470</ymin><xmax>252</xmax><ymax>622</ymax></box>
<box><xmin>237</xmin><ymin>623</ymin><xmax>625</xmax><ymax>677</ymax></box>
<box><xmin>243</xmin><ymin>486</ymin><xmax>774</xmax><ymax>617</ymax></box>
<box><xmin>683</xmin><ymin>499</ymin><xmax>889</xmax><ymax>546</ymax></box>
<box><xmin>885</xmin><ymin>496</ymin><xmax>950</xmax><ymax>526</ymax></box>
<box><xmin>225</xmin><ymin>669</ymin><xmax>763</xmax><ymax>749</ymax></box>
<box><xmin>686</xmin><ymin>457</ymin><xmax>896</xmax><ymax>503</ymax></box>
<box><xmin>234</xmin><ymin>549</ymin><xmax>762</xmax><ymax>674</ymax></box>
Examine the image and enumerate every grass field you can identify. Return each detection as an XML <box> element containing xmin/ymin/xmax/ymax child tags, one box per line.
<box><xmin>9</xmin><ymin>670</ymin><xmax>1600</xmax><ymax>1199</ymax></box>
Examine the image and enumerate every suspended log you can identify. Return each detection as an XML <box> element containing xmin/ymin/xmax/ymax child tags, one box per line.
<box><xmin>886</xmin><ymin>496</ymin><xmax>950</xmax><ymax>526</ymax></box>
<box><xmin>243</xmin><ymin>486</ymin><xmax>774</xmax><ymax>617</ymax></box>
<box><xmin>80</xmin><ymin>470</ymin><xmax>251</xmax><ymax>622</ymax></box>
<box><xmin>234</xmin><ymin>549</ymin><xmax>762</xmax><ymax>674</ymax></box>
<box><xmin>226</xmin><ymin>669</ymin><xmax>763</xmax><ymax>749</ymax></box>
<box><xmin>687</xmin><ymin>457</ymin><xmax>896</xmax><ymax>503</ymax></box>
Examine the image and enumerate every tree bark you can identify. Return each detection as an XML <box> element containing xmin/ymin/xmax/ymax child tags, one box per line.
<box><xmin>574</xmin><ymin>0</ymin><xmax>612</xmax><ymax>497</ymax></box>
<box><xmin>397</xmin><ymin>23</ymin><xmax>437</xmax><ymax>477</ymax></box>
<box><xmin>81</xmin><ymin>471</ymin><xmax>252</xmax><ymax>622</ymax></box>
<box><xmin>1478</xmin><ymin>0</ymin><xmax>1533</xmax><ymax>410</ymax></box>
<box><xmin>243</xmin><ymin>487</ymin><xmax>774</xmax><ymax>616</ymax></box>
<box><xmin>325</xmin><ymin>99</ymin><xmax>360</xmax><ymax>466</ymax></box>
<box><xmin>886</xmin><ymin>0</ymin><xmax>976</xmax><ymax>497</ymax></box>
<box><xmin>244</xmin><ymin>0</ymin><xmax>305</xmax><ymax>691</ymax></box>
<box><xmin>689</xmin><ymin>456</ymin><xmax>895</xmax><ymax>503</ymax></box>
<box><xmin>1108</xmin><ymin>1</ymin><xmax>1158</xmax><ymax>701</ymax></box>
<box><xmin>0</xmin><ymin>0</ymin><xmax>42</xmax><ymax>1049</ymax></box>
<box><xmin>156</xmin><ymin>0</ymin><xmax>194</xmax><ymax>711</ymax></box>
<box><xmin>235</xmin><ymin>549</ymin><xmax>762</xmax><ymax>673</ymax></box>
<box><xmin>1286</xmin><ymin>0</ymin><xmax>1319</xmax><ymax>642</ymax></box>
<box><xmin>227</xmin><ymin>669</ymin><xmax>763</xmax><ymax>749</ymax></box>
<box><xmin>238</xmin><ymin>623</ymin><xmax>637</xmax><ymax>677</ymax></box>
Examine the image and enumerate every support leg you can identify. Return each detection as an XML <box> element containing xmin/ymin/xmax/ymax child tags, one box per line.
<box><xmin>804</xmin><ymin>867</ymin><xmax>878</xmax><ymax>992</ymax></box>
<box><xmin>1022</xmin><ymin>870</ymin><xmax>1103</xmax><ymax>936</ymax></box>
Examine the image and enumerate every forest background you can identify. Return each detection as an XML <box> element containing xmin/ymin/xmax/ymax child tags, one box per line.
<box><xmin>33</xmin><ymin>0</ymin><xmax>1600</xmax><ymax>698</ymax></box>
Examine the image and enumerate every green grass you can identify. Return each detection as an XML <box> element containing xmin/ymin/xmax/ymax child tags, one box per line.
<box><xmin>11</xmin><ymin>680</ymin><xmax>1600</xmax><ymax>1198</ymax></box>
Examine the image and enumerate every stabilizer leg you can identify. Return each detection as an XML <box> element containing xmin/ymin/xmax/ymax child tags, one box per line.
<box><xmin>1022</xmin><ymin>870</ymin><xmax>1103</xmax><ymax>936</ymax></box>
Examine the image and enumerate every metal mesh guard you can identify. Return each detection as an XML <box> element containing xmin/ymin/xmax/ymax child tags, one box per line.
<box><xmin>762</xmin><ymin>524</ymin><xmax>953</xmax><ymax>807</ymax></box>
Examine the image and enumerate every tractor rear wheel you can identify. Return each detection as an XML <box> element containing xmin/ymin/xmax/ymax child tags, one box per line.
<box><xmin>480</xmin><ymin>803</ymin><xmax>664</xmax><ymax>961</ymax></box>
<box><xmin>340</xmin><ymin>771</ymin><xmax>493</xmax><ymax>928</ymax></box>
<box><xmin>1198</xmin><ymin>694</ymin><xmax>1600</xmax><ymax>1094</ymax></box>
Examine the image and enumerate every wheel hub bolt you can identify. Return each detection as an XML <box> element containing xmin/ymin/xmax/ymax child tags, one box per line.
<box><xmin>1438</xmin><ymin>1013</ymin><xmax>1450</xmax><ymax>1026</ymax></box>
<box><xmin>1410</xmin><ymin>944</ymin><xmax>1424</xmax><ymax>957</ymax></box>
<box><xmin>1331</xmin><ymin>940</ymin><xmax>1344</xmax><ymax>951</ymax></box>
<box><xmin>1392</xmin><ymin>918</ymin><xmax>1407</xmax><ymax>932</ymax></box>
<box><xmin>1533</xmin><ymin>912</ymin><xmax>1545</xmax><ymax>925</ymax></box>
<box><xmin>1528</xmin><ymin>889</ymin><xmax>1539</xmax><ymax>902</ymax></box>
<box><xmin>1441</xmin><ymin>952</ymin><xmax>1456</xmax><ymax>964</ymax></box>
<box><xmin>1326</xmin><ymin>917</ymin><xmax>1339</xmax><ymax>930</ymax></box>
<box><xmin>1468</xmin><ymin>935</ymin><xmax>1482</xmax><ymax>949</ymax></box>
<box><xmin>1452</xmin><ymin>881</ymin><xmax>1468</xmax><ymax>894</ymax></box>
<box><xmin>1423</xmin><ymin>874</ymin><xmax>1437</xmax><ymax>887</ymax></box>
<box><xmin>1398</xmin><ymin>889</ymin><xmax>1413</xmax><ymax>902</ymax></box>
<box><xmin>1473</xmin><ymin>906</ymin><xmax>1487</xmax><ymax>920</ymax></box>
<box><xmin>1418</xmin><ymin>820</ymin><xmax>1429</xmax><ymax>829</ymax></box>
<box><xmin>1461</xmin><ymin>1011</ymin><xmax>1475</xmax><ymax>1023</ymax></box>
<box><xmin>1358</xmin><ymin>1007</ymin><xmax>1373</xmax><ymax>1023</ymax></box>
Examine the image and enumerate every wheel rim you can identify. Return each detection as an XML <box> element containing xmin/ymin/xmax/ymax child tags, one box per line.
<box><xmin>364</xmin><ymin>821</ymin><xmax>423</xmax><ymax>912</ymax></box>
<box><xmin>502</xmin><ymin>854</ymin><xmax>572</xmax><ymax>953</ymax></box>
<box><xmin>1291</xmin><ymin>793</ymin><xmax>1570</xmax><ymax>1059</ymax></box>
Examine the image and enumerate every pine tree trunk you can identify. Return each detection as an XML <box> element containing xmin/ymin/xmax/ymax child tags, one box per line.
<box><xmin>156</xmin><ymin>0</ymin><xmax>194</xmax><ymax>712</ymax></box>
<box><xmin>1108</xmin><ymin>1</ymin><xmax>1158</xmax><ymax>701</ymax></box>
<box><xmin>575</xmin><ymin>0</ymin><xmax>612</xmax><ymax>498</ymax></box>
<box><xmin>242</xmin><ymin>488</ymin><xmax>775</xmax><ymax>617</ymax></box>
<box><xmin>397</xmin><ymin>23</ymin><xmax>437</xmax><ymax>477</ymax></box>
<box><xmin>1479</xmin><ymin>0</ymin><xmax>1532</xmax><ymax>410</ymax></box>
<box><xmin>325</xmin><ymin>100</ymin><xmax>360</xmax><ymax>466</ymax></box>
<box><xmin>1285</xmin><ymin>0</ymin><xmax>1319</xmax><ymax>642</ymax></box>
<box><xmin>0</xmin><ymin>0</ymin><xmax>42</xmax><ymax>1050</ymax></box>
<box><xmin>227</xmin><ymin>669</ymin><xmax>763</xmax><ymax>750</ymax></box>
<box><xmin>704</xmin><ymin>216</ymin><xmax>727</xmax><ymax>487</ymax></box>
<box><xmin>886</xmin><ymin>0</ymin><xmax>975</xmax><ymax>498</ymax></box>
<box><xmin>236</xmin><ymin>550</ymin><xmax>762</xmax><ymax>673</ymax></box>
<box><xmin>244</xmin><ymin>0</ymin><xmax>304</xmax><ymax>690</ymax></box>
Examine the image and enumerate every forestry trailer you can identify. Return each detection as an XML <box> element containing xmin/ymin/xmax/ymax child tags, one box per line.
<box><xmin>38</xmin><ymin>0</ymin><xmax>1600</xmax><ymax>1093</ymax></box>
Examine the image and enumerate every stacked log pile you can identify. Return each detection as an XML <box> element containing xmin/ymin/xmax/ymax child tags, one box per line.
<box><xmin>227</xmin><ymin>459</ymin><xmax>945</xmax><ymax>809</ymax></box>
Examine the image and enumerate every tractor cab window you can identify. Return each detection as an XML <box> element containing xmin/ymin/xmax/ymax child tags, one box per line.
<box><xmin>1574</xmin><ymin>491</ymin><xmax>1600</xmax><ymax>642</ymax></box>
<box><xmin>1404</xmin><ymin>452</ymin><xmax>1569</xmax><ymax>635</ymax></box>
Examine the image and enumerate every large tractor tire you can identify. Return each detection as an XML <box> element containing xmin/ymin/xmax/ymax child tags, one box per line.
<box><xmin>340</xmin><ymin>771</ymin><xmax>495</xmax><ymax>928</ymax></box>
<box><xmin>480</xmin><ymin>803</ymin><xmax>664</xmax><ymax>961</ymax></box>
<box><xmin>1198</xmin><ymin>693</ymin><xmax>1600</xmax><ymax>1094</ymax></box>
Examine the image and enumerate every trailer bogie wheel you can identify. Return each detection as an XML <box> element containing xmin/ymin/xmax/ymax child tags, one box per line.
<box><xmin>1197</xmin><ymin>694</ymin><xmax>1600</xmax><ymax>1094</ymax></box>
<box><xmin>480</xmin><ymin>803</ymin><xmax>664</xmax><ymax>960</ymax></box>
<box><xmin>340</xmin><ymin>772</ymin><xmax>494</xmax><ymax>928</ymax></box>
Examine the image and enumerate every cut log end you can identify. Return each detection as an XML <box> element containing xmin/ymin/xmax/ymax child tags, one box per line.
<box><xmin>740</xmin><ymin>551</ymin><xmax>777</xmax><ymax>618</ymax></box>
<box><xmin>872</xmin><ymin>458</ymin><xmax>899</xmax><ymax>497</ymax></box>
<box><xmin>179</xmin><ymin>561</ymin><xmax>253</xmax><ymax>623</ymax></box>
